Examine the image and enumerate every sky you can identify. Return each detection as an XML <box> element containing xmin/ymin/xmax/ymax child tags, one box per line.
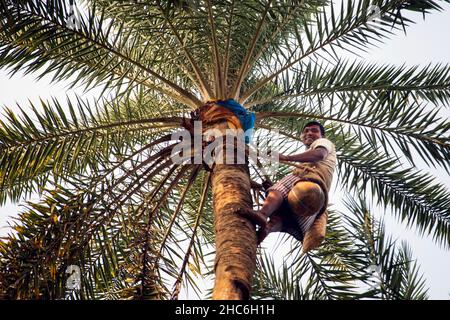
<box><xmin>353</xmin><ymin>2</ymin><xmax>450</xmax><ymax>300</ymax></box>
<box><xmin>331</xmin><ymin>2</ymin><xmax>450</xmax><ymax>299</ymax></box>
<box><xmin>0</xmin><ymin>2</ymin><xmax>449</xmax><ymax>299</ymax></box>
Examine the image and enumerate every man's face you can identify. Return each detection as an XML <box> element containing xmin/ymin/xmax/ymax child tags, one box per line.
<box><xmin>301</xmin><ymin>125</ymin><xmax>323</xmax><ymax>146</ymax></box>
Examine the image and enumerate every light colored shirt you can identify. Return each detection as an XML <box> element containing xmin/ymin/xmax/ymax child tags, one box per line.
<box><xmin>308</xmin><ymin>138</ymin><xmax>337</xmax><ymax>187</ymax></box>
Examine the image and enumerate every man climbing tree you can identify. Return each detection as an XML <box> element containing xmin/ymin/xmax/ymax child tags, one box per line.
<box><xmin>247</xmin><ymin>121</ymin><xmax>336</xmax><ymax>253</ymax></box>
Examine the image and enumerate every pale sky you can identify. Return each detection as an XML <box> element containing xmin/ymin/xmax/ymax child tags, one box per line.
<box><xmin>0</xmin><ymin>2</ymin><xmax>449</xmax><ymax>299</ymax></box>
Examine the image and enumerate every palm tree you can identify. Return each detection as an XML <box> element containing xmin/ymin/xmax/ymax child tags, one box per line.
<box><xmin>0</xmin><ymin>0</ymin><xmax>449</xmax><ymax>300</ymax></box>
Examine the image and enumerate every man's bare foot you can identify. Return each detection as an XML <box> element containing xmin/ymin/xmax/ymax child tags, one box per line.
<box><xmin>232</xmin><ymin>207</ymin><xmax>268</xmax><ymax>228</ymax></box>
<box><xmin>257</xmin><ymin>227</ymin><xmax>269</xmax><ymax>244</ymax></box>
<box><xmin>256</xmin><ymin>215</ymin><xmax>283</xmax><ymax>244</ymax></box>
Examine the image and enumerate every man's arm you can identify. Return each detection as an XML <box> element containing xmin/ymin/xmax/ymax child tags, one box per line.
<box><xmin>279</xmin><ymin>147</ymin><xmax>328</xmax><ymax>163</ymax></box>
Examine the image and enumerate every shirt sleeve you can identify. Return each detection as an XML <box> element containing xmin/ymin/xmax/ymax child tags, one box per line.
<box><xmin>311</xmin><ymin>138</ymin><xmax>335</xmax><ymax>154</ymax></box>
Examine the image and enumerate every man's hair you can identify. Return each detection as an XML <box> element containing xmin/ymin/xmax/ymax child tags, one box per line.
<box><xmin>303</xmin><ymin>121</ymin><xmax>325</xmax><ymax>137</ymax></box>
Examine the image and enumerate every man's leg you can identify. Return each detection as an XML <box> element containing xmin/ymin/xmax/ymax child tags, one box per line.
<box><xmin>234</xmin><ymin>190</ymin><xmax>284</xmax><ymax>229</ymax></box>
<box><xmin>259</xmin><ymin>190</ymin><xmax>284</xmax><ymax>218</ymax></box>
<box><xmin>255</xmin><ymin>190</ymin><xmax>285</xmax><ymax>244</ymax></box>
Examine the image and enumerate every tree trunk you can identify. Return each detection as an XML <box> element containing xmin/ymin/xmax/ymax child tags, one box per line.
<box><xmin>211</xmin><ymin>159</ymin><xmax>257</xmax><ymax>300</ymax></box>
<box><xmin>197</xmin><ymin>103</ymin><xmax>257</xmax><ymax>299</ymax></box>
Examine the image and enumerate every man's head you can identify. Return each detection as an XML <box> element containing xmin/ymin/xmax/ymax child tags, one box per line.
<box><xmin>301</xmin><ymin>121</ymin><xmax>325</xmax><ymax>146</ymax></box>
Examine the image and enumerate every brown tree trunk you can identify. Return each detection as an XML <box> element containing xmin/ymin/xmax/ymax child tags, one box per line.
<box><xmin>197</xmin><ymin>104</ymin><xmax>257</xmax><ymax>299</ymax></box>
<box><xmin>211</xmin><ymin>159</ymin><xmax>257</xmax><ymax>300</ymax></box>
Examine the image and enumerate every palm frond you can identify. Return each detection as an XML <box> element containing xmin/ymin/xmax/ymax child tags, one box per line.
<box><xmin>242</xmin><ymin>0</ymin><xmax>450</xmax><ymax>102</ymax></box>
<box><xmin>343</xmin><ymin>195</ymin><xmax>429</xmax><ymax>299</ymax></box>
<box><xmin>251</xmin><ymin>195</ymin><xmax>429</xmax><ymax>300</ymax></box>
<box><xmin>255</xmin><ymin>89</ymin><xmax>450</xmax><ymax>171</ymax></box>
<box><xmin>0</xmin><ymin>0</ymin><xmax>201</xmax><ymax>107</ymax></box>
<box><xmin>337</xmin><ymin>139</ymin><xmax>450</xmax><ymax>247</ymax></box>
<box><xmin>171</xmin><ymin>171</ymin><xmax>211</xmax><ymax>300</ymax></box>
<box><xmin>248</xmin><ymin>60</ymin><xmax>450</xmax><ymax>108</ymax></box>
<box><xmin>0</xmin><ymin>94</ymin><xmax>181</xmax><ymax>204</ymax></box>
<box><xmin>253</xmin><ymin>209</ymin><xmax>368</xmax><ymax>300</ymax></box>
